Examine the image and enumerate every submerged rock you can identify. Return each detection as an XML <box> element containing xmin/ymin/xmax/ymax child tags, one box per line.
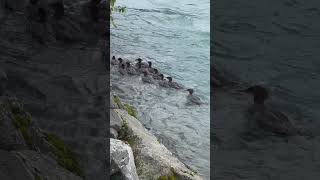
<box><xmin>110</xmin><ymin>138</ymin><xmax>139</xmax><ymax>180</ymax></box>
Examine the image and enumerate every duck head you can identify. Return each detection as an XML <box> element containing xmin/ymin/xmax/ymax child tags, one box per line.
<box><xmin>136</xmin><ymin>58</ymin><xmax>142</xmax><ymax>63</ymax></box>
<box><xmin>187</xmin><ymin>88</ymin><xmax>194</xmax><ymax>95</ymax></box>
<box><xmin>126</xmin><ymin>62</ymin><xmax>130</xmax><ymax>67</ymax></box>
<box><xmin>166</xmin><ymin>77</ymin><xmax>172</xmax><ymax>82</ymax></box>
<box><xmin>148</xmin><ymin>61</ymin><xmax>152</xmax><ymax>68</ymax></box>
<box><xmin>112</xmin><ymin>56</ymin><xmax>115</xmax><ymax>60</ymax></box>
<box><xmin>160</xmin><ymin>74</ymin><xmax>164</xmax><ymax>80</ymax></box>
<box><xmin>245</xmin><ymin>85</ymin><xmax>269</xmax><ymax>105</ymax></box>
<box><xmin>154</xmin><ymin>68</ymin><xmax>158</xmax><ymax>74</ymax></box>
<box><xmin>118</xmin><ymin>58</ymin><xmax>123</xmax><ymax>63</ymax></box>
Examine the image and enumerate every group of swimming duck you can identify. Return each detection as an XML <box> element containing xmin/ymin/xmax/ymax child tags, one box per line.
<box><xmin>111</xmin><ymin>56</ymin><xmax>202</xmax><ymax>105</ymax></box>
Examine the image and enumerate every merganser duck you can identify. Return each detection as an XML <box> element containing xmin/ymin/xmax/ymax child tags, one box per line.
<box><xmin>126</xmin><ymin>62</ymin><xmax>138</xmax><ymax>75</ymax></box>
<box><xmin>135</xmin><ymin>58</ymin><xmax>148</xmax><ymax>69</ymax></box>
<box><xmin>147</xmin><ymin>61</ymin><xmax>156</xmax><ymax>74</ymax></box>
<box><xmin>136</xmin><ymin>63</ymin><xmax>148</xmax><ymax>74</ymax></box>
<box><xmin>159</xmin><ymin>74</ymin><xmax>170</xmax><ymax>88</ymax></box>
<box><xmin>166</xmin><ymin>77</ymin><xmax>183</xmax><ymax>89</ymax></box>
<box><xmin>245</xmin><ymin>85</ymin><xmax>306</xmax><ymax>136</ymax></box>
<box><xmin>141</xmin><ymin>72</ymin><xmax>153</xmax><ymax>83</ymax></box>
<box><xmin>111</xmin><ymin>56</ymin><xmax>118</xmax><ymax>65</ymax></box>
<box><xmin>186</xmin><ymin>89</ymin><xmax>202</xmax><ymax>105</ymax></box>
<box><xmin>152</xmin><ymin>69</ymin><xmax>161</xmax><ymax>80</ymax></box>
<box><xmin>119</xmin><ymin>64</ymin><xmax>126</xmax><ymax>75</ymax></box>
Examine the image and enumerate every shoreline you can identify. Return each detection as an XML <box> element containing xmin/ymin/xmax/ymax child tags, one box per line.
<box><xmin>110</xmin><ymin>93</ymin><xmax>202</xmax><ymax>179</ymax></box>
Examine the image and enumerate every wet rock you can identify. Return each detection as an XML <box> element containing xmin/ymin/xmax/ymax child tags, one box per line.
<box><xmin>110</xmin><ymin>138</ymin><xmax>139</xmax><ymax>180</ymax></box>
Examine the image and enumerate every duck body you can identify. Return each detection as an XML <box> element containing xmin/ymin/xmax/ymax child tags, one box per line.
<box><xmin>127</xmin><ymin>66</ymin><xmax>138</xmax><ymax>75</ymax></box>
<box><xmin>111</xmin><ymin>57</ymin><xmax>118</xmax><ymax>65</ymax></box>
<box><xmin>186</xmin><ymin>94</ymin><xmax>202</xmax><ymax>105</ymax></box>
<box><xmin>142</xmin><ymin>75</ymin><xmax>154</xmax><ymax>83</ymax></box>
<box><xmin>159</xmin><ymin>80</ymin><xmax>170</xmax><ymax>88</ymax></box>
<box><xmin>247</xmin><ymin>104</ymin><xmax>299</xmax><ymax>135</ymax></box>
<box><xmin>169</xmin><ymin>81</ymin><xmax>184</xmax><ymax>89</ymax></box>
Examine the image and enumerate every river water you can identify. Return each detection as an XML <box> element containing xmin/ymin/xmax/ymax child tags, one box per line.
<box><xmin>110</xmin><ymin>0</ymin><xmax>210</xmax><ymax>179</ymax></box>
<box><xmin>213</xmin><ymin>0</ymin><xmax>320</xmax><ymax>179</ymax></box>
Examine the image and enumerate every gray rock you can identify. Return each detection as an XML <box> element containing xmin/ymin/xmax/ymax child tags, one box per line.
<box><xmin>110</xmin><ymin>138</ymin><xmax>139</xmax><ymax>180</ymax></box>
<box><xmin>112</xmin><ymin>109</ymin><xmax>202</xmax><ymax>180</ymax></box>
<box><xmin>110</xmin><ymin>128</ymin><xmax>118</xmax><ymax>139</ymax></box>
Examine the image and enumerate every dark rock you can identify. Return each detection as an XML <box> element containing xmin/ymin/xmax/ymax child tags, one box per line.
<box><xmin>0</xmin><ymin>150</ymin><xmax>34</xmax><ymax>180</ymax></box>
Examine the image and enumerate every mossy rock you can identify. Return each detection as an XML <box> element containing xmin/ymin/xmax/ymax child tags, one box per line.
<box><xmin>123</xmin><ymin>103</ymin><xmax>137</xmax><ymax>118</ymax></box>
<box><xmin>10</xmin><ymin>102</ymin><xmax>33</xmax><ymax>148</ymax></box>
<box><xmin>157</xmin><ymin>168</ymin><xmax>178</xmax><ymax>180</ymax></box>
<box><xmin>112</xmin><ymin>95</ymin><xmax>122</xmax><ymax>108</ymax></box>
<box><xmin>45</xmin><ymin>133</ymin><xmax>83</xmax><ymax>178</ymax></box>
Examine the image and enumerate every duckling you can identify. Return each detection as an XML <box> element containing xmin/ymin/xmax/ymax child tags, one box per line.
<box><xmin>147</xmin><ymin>61</ymin><xmax>156</xmax><ymax>74</ymax></box>
<box><xmin>118</xmin><ymin>64</ymin><xmax>126</xmax><ymax>75</ymax></box>
<box><xmin>166</xmin><ymin>77</ymin><xmax>183</xmax><ymax>89</ymax></box>
<box><xmin>126</xmin><ymin>62</ymin><xmax>138</xmax><ymax>75</ymax></box>
<box><xmin>111</xmin><ymin>56</ymin><xmax>118</xmax><ymax>65</ymax></box>
<box><xmin>152</xmin><ymin>69</ymin><xmax>161</xmax><ymax>80</ymax></box>
<box><xmin>136</xmin><ymin>63</ymin><xmax>149</xmax><ymax>74</ymax></box>
<box><xmin>135</xmin><ymin>58</ymin><xmax>148</xmax><ymax>69</ymax></box>
<box><xmin>158</xmin><ymin>74</ymin><xmax>170</xmax><ymax>88</ymax></box>
<box><xmin>141</xmin><ymin>72</ymin><xmax>153</xmax><ymax>84</ymax></box>
<box><xmin>186</xmin><ymin>89</ymin><xmax>202</xmax><ymax>105</ymax></box>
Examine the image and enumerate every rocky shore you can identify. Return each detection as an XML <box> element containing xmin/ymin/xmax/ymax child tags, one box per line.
<box><xmin>110</xmin><ymin>94</ymin><xmax>202</xmax><ymax>180</ymax></box>
<box><xmin>0</xmin><ymin>0</ymin><xmax>108</xmax><ymax>179</ymax></box>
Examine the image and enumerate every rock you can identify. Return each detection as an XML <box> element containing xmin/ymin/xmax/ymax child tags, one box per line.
<box><xmin>0</xmin><ymin>0</ymin><xmax>108</xmax><ymax>178</ymax></box>
<box><xmin>110</xmin><ymin>128</ymin><xmax>118</xmax><ymax>139</ymax></box>
<box><xmin>0</xmin><ymin>150</ymin><xmax>34</xmax><ymax>180</ymax></box>
<box><xmin>110</xmin><ymin>138</ymin><xmax>139</xmax><ymax>180</ymax></box>
<box><xmin>0</xmin><ymin>69</ymin><xmax>7</xmax><ymax>96</ymax></box>
<box><xmin>0</xmin><ymin>98</ymin><xmax>30</xmax><ymax>150</ymax></box>
<box><xmin>112</xmin><ymin>108</ymin><xmax>202</xmax><ymax>180</ymax></box>
<box><xmin>15</xmin><ymin>150</ymin><xmax>82</xmax><ymax>180</ymax></box>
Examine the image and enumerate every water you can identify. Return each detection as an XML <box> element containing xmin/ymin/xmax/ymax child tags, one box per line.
<box><xmin>213</xmin><ymin>0</ymin><xmax>320</xmax><ymax>179</ymax></box>
<box><xmin>110</xmin><ymin>0</ymin><xmax>210</xmax><ymax>179</ymax></box>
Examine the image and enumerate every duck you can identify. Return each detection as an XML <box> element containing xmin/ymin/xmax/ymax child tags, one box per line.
<box><xmin>111</xmin><ymin>56</ymin><xmax>118</xmax><ymax>65</ymax></box>
<box><xmin>141</xmin><ymin>72</ymin><xmax>154</xmax><ymax>84</ymax></box>
<box><xmin>135</xmin><ymin>58</ymin><xmax>149</xmax><ymax>69</ymax></box>
<box><xmin>186</xmin><ymin>89</ymin><xmax>202</xmax><ymax>105</ymax></box>
<box><xmin>244</xmin><ymin>85</ymin><xmax>306</xmax><ymax>136</ymax></box>
<box><xmin>118</xmin><ymin>64</ymin><xmax>126</xmax><ymax>75</ymax></box>
<box><xmin>147</xmin><ymin>61</ymin><xmax>156</xmax><ymax>74</ymax></box>
<box><xmin>126</xmin><ymin>62</ymin><xmax>138</xmax><ymax>75</ymax></box>
<box><xmin>136</xmin><ymin>62</ymin><xmax>149</xmax><ymax>74</ymax></box>
<box><xmin>166</xmin><ymin>77</ymin><xmax>184</xmax><ymax>89</ymax></box>
<box><xmin>152</xmin><ymin>69</ymin><xmax>161</xmax><ymax>80</ymax></box>
<box><xmin>158</xmin><ymin>74</ymin><xmax>170</xmax><ymax>88</ymax></box>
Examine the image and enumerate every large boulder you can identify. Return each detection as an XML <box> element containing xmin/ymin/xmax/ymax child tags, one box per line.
<box><xmin>112</xmin><ymin>107</ymin><xmax>202</xmax><ymax>180</ymax></box>
<box><xmin>110</xmin><ymin>138</ymin><xmax>139</xmax><ymax>180</ymax></box>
